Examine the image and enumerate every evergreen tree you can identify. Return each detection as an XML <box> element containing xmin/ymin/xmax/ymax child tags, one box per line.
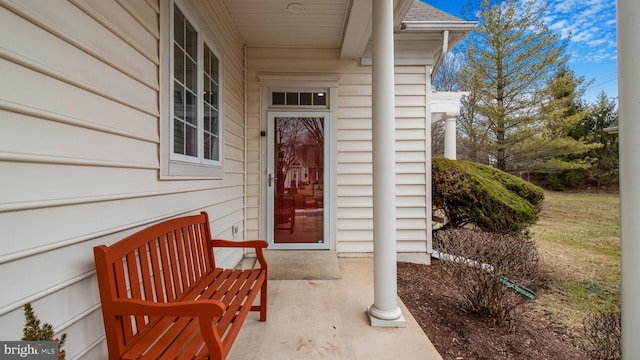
<box><xmin>576</xmin><ymin>92</ymin><xmax>619</xmax><ymax>186</ymax></box>
<box><xmin>541</xmin><ymin>90</ymin><xmax>618</xmax><ymax>189</ymax></box>
<box><xmin>458</xmin><ymin>90</ymin><xmax>491</xmax><ymax>164</ymax></box>
<box><xmin>459</xmin><ymin>0</ymin><xmax>567</xmax><ymax>171</ymax></box>
<box><xmin>575</xmin><ymin>92</ymin><xmax>618</xmax><ymax>146</ymax></box>
<box><xmin>518</xmin><ymin>66</ymin><xmax>600</xmax><ymax>174</ymax></box>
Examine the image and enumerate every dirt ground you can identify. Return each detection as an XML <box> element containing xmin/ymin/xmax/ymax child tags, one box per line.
<box><xmin>397</xmin><ymin>261</ymin><xmax>589</xmax><ymax>360</ymax></box>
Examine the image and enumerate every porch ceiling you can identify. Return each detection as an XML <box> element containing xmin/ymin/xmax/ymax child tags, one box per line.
<box><xmin>220</xmin><ymin>0</ymin><xmax>415</xmax><ymax>59</ymax></box>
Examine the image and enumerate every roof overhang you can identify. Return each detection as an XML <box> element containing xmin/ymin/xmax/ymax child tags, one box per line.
<box><xmin>339</xmin><ymin>0</ymin><xmax>414</xmax><ymax>60</ymax></box>
<box><xmin>399</xmin><ymin>21</ymin><xmax>477</xmax><ymax>78</ymax></box>
<box><xmin>221</xmin><ymin>0</ymin><xmax>475</xmax><ymax>64</ymax></box>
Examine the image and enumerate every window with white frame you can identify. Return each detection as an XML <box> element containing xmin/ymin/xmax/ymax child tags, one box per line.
<box><xmin>161</xmin><ymin>1</ymin><xmax>223</xmax><ymax>178</ymax></box>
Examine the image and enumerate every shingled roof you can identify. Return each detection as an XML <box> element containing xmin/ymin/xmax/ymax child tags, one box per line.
<box><xmin>404</xmin><ymin>0</ymin><xmax>464</xmax><ymax>22</ymax></box>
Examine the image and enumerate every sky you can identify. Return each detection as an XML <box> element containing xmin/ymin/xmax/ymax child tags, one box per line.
<box><xmin>422</xmin><ymin>0</ymin><xmax>618</xmax><ymax>105</ymax></box>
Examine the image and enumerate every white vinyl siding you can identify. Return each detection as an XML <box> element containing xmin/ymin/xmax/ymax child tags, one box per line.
<box><xmin>336</xmin><ymin>66</ymin><xmax>431</xmax><ymax>253</ymax></box>
<box><xmin>246</xmin><ymin>48</ymin><xmax>431</xmax><ymax>254</ymax></box>
<box><xmin>0</xmin><ymin>0</ymin><xmax>246</xmax><ymax>358</ymax></box>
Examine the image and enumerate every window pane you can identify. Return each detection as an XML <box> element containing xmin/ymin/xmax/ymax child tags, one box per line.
<box><xmin>173</xmin><ymin>44</ymin><xmax>184</xmax><ymax>84</ymax></box>
<box><xmin>211</xmin><ymin>110</ymin><xmax>219</xmax><ymax>131</ymax></box>
<box><xmin>186</xmin><ymin>123</ymin><xmax>197</xmax><ymax>156</ymax></box>
<box><xmin>286</xmin><ymin>92</ymin><xmax>298</xmax><ymax>105</ymax></box>
<box><xmin>204</xmin><ymin>134</ymin><xmax>211</xmax><ymax>160</ymax></box>
<box><xmin>185</xmin><ymin>90</ymin><xmax>196</xmax><ymax>125</ymax></box>
<box><xmin>204</xmin><ymin>131</ymin><xmax>219</xmax><ymax>161</ymax></box>
<box><xmin>203</xmin><ymin>107</ymin><xmax>219</xmax><ymax>161</ymax></box>
<box><xmin>204</xmin><ymin>78</ymin><xmax>211</xmax><ymax>104</ymax></box>
<box><xmin>300</xmin><ymin>92</ymin><xmax>312</xmax><ymax>105</ymax></box>
<box><xmin>272</xmin><ymin>92</ymin><xmax>285</xmax><ymax>105</ymax></box>
<box><xmin>204</xmin><ymin>106</ymin><xmax>212</xmax><ymax>160</ymax></box>
<box><xmin>174</xmin><ymin>6</ymin><xmax>184</xmax><ymax>47</ymax></box>
<box><xmin>212</xmin><ymin>135</ymin><xmax>219</xmax><ymax>160</ymax></box>
<box><xmin>173</xmin><ymin>83</ymin><xmax>184</xmax><ymax>119</ymax></box>
<box><xmin>211</xmin><ymin>55</ymin><xmax>219</xmax><ymax>83</ymax></box>
<box><xmin>203</xmin><ymin>45</ymin><xmax>218</xmax><ymax>107</ymax></box>
<box><xmin>185</xmin><ymin>21</ymin><xmax>197</xmax><ymax>59</ymax></box>
<box><xmin>211</xmin><ymin>88</ymin><xmax>218</xmax><ymax>108</ymax></box>
<box><xmin>203</xmin><ymin>46</ymin><xmax>219</xmax><ymax>83</ymax></box>
<box><xmin>203</xmin><ymin>106</ymin><xmax>211</xmax><ymax>132</ymax></box>
<box><xmin>313</xmin><ymin>92</ymin><xmax>326</xmax><ymax>105</ymax></box>
<box><xmin>174</xmin><ymin>120</ymin><xmax>184</xmax><ymax>154</ymax></box>
<box><xmin>204</xmin><ymin>48</ymin><xmax>210</xmax><ymax>77</ymax></box>
<box><xmin>185</xmin><ymin>58</ymin><xmax>196</xmax><ymax>92</ymax></box>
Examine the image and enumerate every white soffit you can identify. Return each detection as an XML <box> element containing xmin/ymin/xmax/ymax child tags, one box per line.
<box><xmin>221</xmin><ymin>0</ymin><xmax>415</xmax><ymax>59</ymax></box>
<box><xmin>221</xmin><ymin>0</ymin><xmax>351</xmax><ymax>48</ymax></box>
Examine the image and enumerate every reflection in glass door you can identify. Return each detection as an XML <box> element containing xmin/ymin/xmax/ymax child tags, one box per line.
<box><xmin>268</xmin><ymin>112</ymin><xmax>328</xmax><ymax>249</ymax></box>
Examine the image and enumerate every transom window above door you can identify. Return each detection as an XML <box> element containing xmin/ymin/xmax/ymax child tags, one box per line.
<box><xmin>271</xmin><ymin>91</ymin><xmax>328</xmax><ymax>107</ymax></box>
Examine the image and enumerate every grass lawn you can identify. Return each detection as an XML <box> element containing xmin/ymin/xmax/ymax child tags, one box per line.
<box><xmin>529</xmin><ymin>190</ymin><xmax>620</xmax><ymax>329</ymax></box>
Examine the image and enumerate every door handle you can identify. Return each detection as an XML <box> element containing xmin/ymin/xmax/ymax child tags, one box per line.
<box><xmin>268</xmin><ymin>174</ymin><xmax>277</xmax><ymax>187</ymax></box>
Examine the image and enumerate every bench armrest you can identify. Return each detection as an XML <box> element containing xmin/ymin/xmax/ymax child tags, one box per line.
<box><xmin>211</xmin><ymin>239</ymin><xmax>268</xmax><ymax>248</ymax></box>
<box><xmin>210</xmin><ymin>240</ymin><xmax>269</xmax><ymax>271</ymax></box>
<box><xmin>112</xmin><ymin>298</ymin><xmax>226</xmax><ymax>317</ymax></box>
<box><xmin>112</xmin><ymin>298</ymin><xmax>227</xmax><ymax>358</ymax></box>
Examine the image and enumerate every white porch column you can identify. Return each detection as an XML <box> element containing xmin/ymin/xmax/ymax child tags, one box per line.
<box><xmin>367</xmin><ymin>0</ymin><xmax>406</xmax><ymax>327</ymax></box>
<box><xmin>618</xmin><ymin>0</ymin><xmax>640</xmax><ymax>357</ymax></box>
<box><xmin>443</xmin><ymin>115</ymin><xmax>457</xmax><ymax>160</ymax></box>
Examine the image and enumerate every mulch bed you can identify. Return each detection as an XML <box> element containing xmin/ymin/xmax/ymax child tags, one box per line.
<box><xmin>397</xmin><ymin>260</ymin><xmax>589</xmax><ymax>360</ymax></box>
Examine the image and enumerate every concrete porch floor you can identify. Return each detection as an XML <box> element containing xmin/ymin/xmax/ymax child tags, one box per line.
<box><xmin>228</xmin><ymin>258</ymin><xmax>442</xmax><ymax>359</ymax></box>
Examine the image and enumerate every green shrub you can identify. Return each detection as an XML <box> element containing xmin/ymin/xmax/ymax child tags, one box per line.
<box><xmin>546</xmin><ymin>169</ymin><xmax>587</xmax><ymax>190</ymax></box>
<box><xmin>546</xmin><ymin>172</ymin><xmax>566</xmax><ymax>191</ymax></box>
<box><xmin>432</xmin><ymin>158</ymin><xmax>544</xmax><ymax>234</ymax></box>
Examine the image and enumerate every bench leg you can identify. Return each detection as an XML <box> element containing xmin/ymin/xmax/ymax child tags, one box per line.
<box><xmin>260</xmin><ymin>280</ymin><xmax>267</xmax><ymax>321</ymax></box>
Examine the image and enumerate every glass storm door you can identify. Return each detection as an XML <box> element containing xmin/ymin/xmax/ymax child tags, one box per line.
<box><xmin>267</xmin><ymin>112</ymin><xmax>329</xmax><ymax>249</ymax></box>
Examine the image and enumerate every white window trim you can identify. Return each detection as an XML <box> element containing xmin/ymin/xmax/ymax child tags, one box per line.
<box><xmin>160</xmin><ymin>0</ymin><xmax>224</xmax><ymax>179</ymax></box>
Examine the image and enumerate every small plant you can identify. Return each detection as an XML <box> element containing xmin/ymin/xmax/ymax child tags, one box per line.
<box><xmin>22</xmin><ymin>303</ymin><xmax>67</xmax><ymax>360</ymax></box>
<box><xmin>581</xmin><ymin>308</ymin><xmax>621</xmax><ymax>360</ymax></box>
<box><xmin>435</xmin><ymin>228</ymin><xmax>540</xmax><ymax>322</ymax></box>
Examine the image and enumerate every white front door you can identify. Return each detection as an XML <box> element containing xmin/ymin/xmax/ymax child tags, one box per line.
<box><xmin>267</xmin><ymin>111</ymin><xmax>330</xmax><ymax>249</ymax></box>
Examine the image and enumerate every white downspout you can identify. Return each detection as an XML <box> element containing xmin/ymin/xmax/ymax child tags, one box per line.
<box><xmin>367</xmin><ymin>0</ymin><xmax>406</xmax><ymax>327</ymax></box>
<box><xmin>618</xmin><ymin>0</ymin><xmax>640</xmax><ymax>357</ymax></box>
<box><xmin>431</xmin><ymin>30</ymin><xmax>449</xmax><ymax>82</ymax></box>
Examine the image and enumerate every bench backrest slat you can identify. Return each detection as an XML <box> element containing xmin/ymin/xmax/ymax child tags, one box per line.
<box><xmin>149</xmin><ymin>238</ymin><xmax>166</xmax><ymax>303</ymax></box>
<box><xmin>94</xmin><ymin>212</ymin><xmax>215</xmax><ymax>356</ymax></box>
<box><xmin>138</xmin><ymin>243</ymin><xmax>156</xmax><ymax>302</ymax></box>
<box><xmin>125</xmin><ymin>250</ymin><xmax>149</xmax><ymax>332</ymax></box>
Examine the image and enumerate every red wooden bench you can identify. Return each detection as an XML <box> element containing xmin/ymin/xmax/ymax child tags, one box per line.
<box><xmin>93</xmin><ymin>212</ymin><xmax>268</xmax><ymax>360</ymax></box>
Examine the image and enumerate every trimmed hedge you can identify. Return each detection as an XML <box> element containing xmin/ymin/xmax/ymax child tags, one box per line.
<box><xmin>432</xmin><ymin>158</ymin><xmax>544</xmax><ymax>234</ymax></box>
